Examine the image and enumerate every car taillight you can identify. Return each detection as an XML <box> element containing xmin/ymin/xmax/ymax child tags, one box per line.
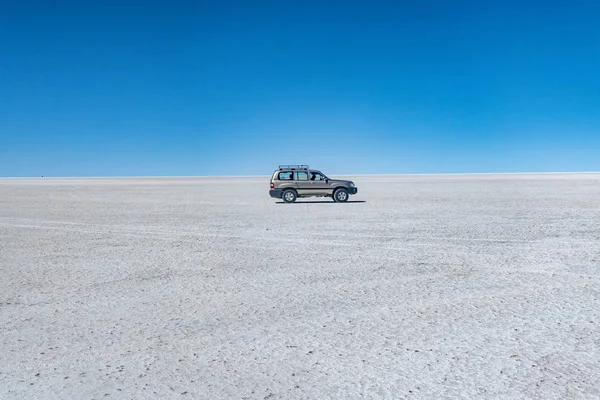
<box><xmin>270</xmin><ymin>182</ymin><xmax>274</xmax><ymax>189</ymax></box>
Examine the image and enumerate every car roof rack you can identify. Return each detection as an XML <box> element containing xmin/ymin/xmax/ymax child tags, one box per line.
<box><xmin>279</xmin><ymin>165</ymin><xmax>309</xmax><ymax>170</ymax></box>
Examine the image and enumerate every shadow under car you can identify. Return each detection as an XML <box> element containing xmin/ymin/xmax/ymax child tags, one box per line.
<box><xmin>275</xmin><ymin>200</ymin><xmax>366</xmax><ymax>204</ymax></box>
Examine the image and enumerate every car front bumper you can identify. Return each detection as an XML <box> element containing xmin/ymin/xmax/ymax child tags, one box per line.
<box><xmin>269</xmin><ymin>189</ymin><xmax>283</xmax><ymax>198</ymax></box>
<box><xmin>349</xmin><ymin>187</ymin><xmax>358</xmax><ymax>195</ymax></box>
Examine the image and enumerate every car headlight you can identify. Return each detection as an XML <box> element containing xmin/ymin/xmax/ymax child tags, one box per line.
<box><xmin>350</xmin><ymin>182</ymin><xmax>355</xmax><ymax>187</ymax></box>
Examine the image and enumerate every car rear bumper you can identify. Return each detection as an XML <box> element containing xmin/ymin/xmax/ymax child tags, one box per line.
<box><xmin>269</xmin><ymin>189</ymin><xmax>283</xmax><ymax>198</ymax></box>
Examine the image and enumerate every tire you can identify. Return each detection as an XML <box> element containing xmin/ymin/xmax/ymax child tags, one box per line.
<box><xmin>333</xmin><ymin>188</ymin><xmax>349</xmax><ymax>203</ymax></box>
<box><xmin>282</xmin><ymin>189</ymin><xmax>297</xmax><ymax>203</ymax></box>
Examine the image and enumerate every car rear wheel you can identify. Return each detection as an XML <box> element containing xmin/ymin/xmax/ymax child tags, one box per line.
<box><xmin>334</xmin><ymin>188</ymin><xmax>349</xmax><ymax>203</ymax></box>
<box><xmin>282</xmin><ymin>189</ymin><xmax>297</xmax><ymax>203</ymax></box>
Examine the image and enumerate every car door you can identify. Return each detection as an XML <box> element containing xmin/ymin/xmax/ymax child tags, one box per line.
<box><xmin>308</xmin><ymin>171</ymin><xmax>331</xmax><ymax>195</ymax></box>
<box><xmin>293</xmin><ymin>170</ymin><xmax>311</xmax><ymax>195</ymax></box>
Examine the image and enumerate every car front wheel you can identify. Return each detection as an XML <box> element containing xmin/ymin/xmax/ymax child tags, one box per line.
<box><xmin>334</xmin><ymin>188</ymin><xmax>349</xmax><ymax>203</ymax></box>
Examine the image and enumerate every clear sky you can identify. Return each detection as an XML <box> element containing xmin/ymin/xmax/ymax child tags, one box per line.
<box><xmin>1</xmin><ymin>1</ymin><xmax>599</xmax><ymax>177</ymax></box>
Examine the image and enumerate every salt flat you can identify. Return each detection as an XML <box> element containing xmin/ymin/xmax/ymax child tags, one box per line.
<box><xmin>1</xmin><ymin>174</ymin><xmax>599</xmax><ymax>399</ymax></box>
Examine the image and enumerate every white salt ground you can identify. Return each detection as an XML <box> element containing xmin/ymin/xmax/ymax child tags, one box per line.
<box><xmin>1</xmin><ymin>174</ymin><xmax>599</xmax><ymax>399</ymax></box>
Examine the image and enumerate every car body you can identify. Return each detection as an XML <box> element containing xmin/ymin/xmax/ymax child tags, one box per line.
<box><xmin>269</xmin><ymin>165</ymin><xmax>358</xmax><ymax>203</ymax></box>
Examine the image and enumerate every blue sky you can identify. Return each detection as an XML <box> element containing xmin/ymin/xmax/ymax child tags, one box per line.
<box><xmin>1</xmin><ymin>1</ymin><xmax>599</xmax><ymax>176</ymax></box>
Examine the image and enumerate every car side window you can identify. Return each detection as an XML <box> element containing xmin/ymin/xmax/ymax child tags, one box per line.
<box><xmin>310</xmin><ymin>172</ymin><xmax>324</xmax><ymax>181</ymax></box>
<box><xmin>294</xmin><ymin>171</ymin><xmax>308</xmax><ymax>181</ymax></box>
<box><xmin>279</xmin><ymin>171</ymin><xmax>292</xmax><ymax>180</ymax></box>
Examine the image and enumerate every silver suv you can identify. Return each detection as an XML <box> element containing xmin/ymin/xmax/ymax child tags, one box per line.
<box><xmin>269</xmin><ymin>165</ymin><xmax>358</xmax><ymax>203</ymax></box>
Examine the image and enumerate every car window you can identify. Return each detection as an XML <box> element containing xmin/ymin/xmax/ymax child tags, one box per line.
<box><xmin>310</xmin><ymin>172</ymin><xmax>325</xmax><ymax>181</ymax></box>
<box><xmin>294</xmin><ymin>171</ymin><xmax>308</xmax><ymax>181</ymax></box>
<box><xmin>278</xmin><ymin>171</ymin><xmax>292</xmax><ymax>180</ymax></box>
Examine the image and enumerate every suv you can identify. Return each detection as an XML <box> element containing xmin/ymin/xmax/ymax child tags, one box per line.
<box><xmin>269</xmin><ymin>165</ymin><xmax>358</xmax><ymax>203</ymax></box>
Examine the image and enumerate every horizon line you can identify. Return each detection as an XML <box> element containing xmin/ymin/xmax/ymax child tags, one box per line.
<box><xmin>1</xmin><ymin>171</ymin><xmax>599</xmax><ymax>179</ymax></box>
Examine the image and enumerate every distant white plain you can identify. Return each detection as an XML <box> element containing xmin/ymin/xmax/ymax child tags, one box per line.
<box><xmin>1</xmin><ymin>174</ymin><xmax>599</xmax><ymax>399</ymax></box>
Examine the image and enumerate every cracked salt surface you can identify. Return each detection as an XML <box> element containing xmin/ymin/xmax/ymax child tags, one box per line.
<box><xmin>1</xmin><ymin>174</ymin><xmax>599</xmax><ymax>399</ymax></box>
